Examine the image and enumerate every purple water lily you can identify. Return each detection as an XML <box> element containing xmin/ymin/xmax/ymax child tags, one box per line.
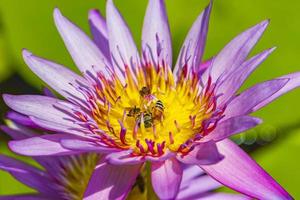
<box><xmin>2</xmin><ymin>0</ymin><xmax>297</xmax><ymax>199</ymax></box>
<box><xmin>0</xmin><ymin>114</ymin><xmax>249</xmax><ymax>200</ymax></box>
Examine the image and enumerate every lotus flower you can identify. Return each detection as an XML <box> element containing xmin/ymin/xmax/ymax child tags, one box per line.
<box><xmin>2</xmin><ymin>0</ymin><xmax>297</xmax><ymax>199</ymax></box>
<box><xmin>0</xmin><ymin>114</ymin><xmax>249</xmax><ymax>200</ymax></box>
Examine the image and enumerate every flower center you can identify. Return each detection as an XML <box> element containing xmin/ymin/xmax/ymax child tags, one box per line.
<box><xmin>76</xmin><ymin>65</ymin><xmax>224</xmax><ymax>157</ymax></box>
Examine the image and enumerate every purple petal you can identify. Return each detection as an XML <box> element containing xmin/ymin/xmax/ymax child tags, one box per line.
<box><xmin>0</xmin><ymin>125</ymin><xmax>37</xmax><ymax>140</ymax></box>
<box><xmin>9</xmin><ymin>134</ymin><xmax>82</xmax><ymax>156</ymax></box>
<box><xmin>142</xmin><ymin>0</ymin><xmax>172</xmax><ymax>67</ymax></box>
<box><xmin>88</xmin><ymin>9</ymin><xmax>110</xmax><ymax>60</ymax></box>
<box><xmin>106</xmin><ymin>149</ymin><xmax>175</xmax><ymax>165</ymax></box>
<box><xmin>202</xmin><ymin>116</ymin><xmax>262</xmax><ymax>142</ymax></box>
<box><xmin>174</xmin><ymin>1</ymin><xmax>212</xmax><ymax>78</ymax></box>
<box><xmin>200</xmin><ymin>139</ymin><xmax>293</xmax><ymax>199</ymax></box>
<box><xmin>22</xmin><ymin>50</ymin><xmax>89</xmax><ymax>107</ymax></box>
<box><xmin>106</xmin><ymin>150</ymin><xmax>145</xmax><ymax>165</ymax></box>
<box><xmin>151</xmin><ymin>158</ymin><xmax>183</xmax><ymax>199</ymax></box>
<box><xmin>253</xmin><ymin>72</ymin><xmax>300</xmax><ymax>111</ymax></box>
<box><xmin>217</xmin><ymin>47</ymin><xmax>276</xmax><ymax>104</ymax></box>
<box><xmin>3</xmin><ymin>94</ymin><xmax>89</xmax><ymax>135</ymax></box>
<box><xmin>53</xmin><ymin>8</ymin><xmax>111</xmax><ymax>79</ymax></box>
<box><xmin>177</xmin><ymin>141</ymin><xmax>223</xmax><ymax>165</ymax></box>
<box><xmin>6</xmin><ymin>111</ymin><xmax>38</xmax><ymax>129</ymax></box>
<box><xmin>205</xmin><ymin>20</ymin><xmax>269</xmax><ymax>82</ymax></box>
<box><xmin>61</xmin><ymin>138</ymin><xmax>120</xmax><ymax>153</ymax></box>
<box><xmin>180</xmin><ymin>165</ymin><xmax>205</xmax><ymax>185</ymax></box>
<box><xmin>0</xmin><ymin>155</ymin><xmax>55</xmax><ymax>196</ymax></box>
<box><xmin>43</xmin><ymin>87</ymin><xmax>56</xmax><ymax>97</ymax></box>
<box><xmin>84</xmin><ymin>159</ymin><xmax>141</xmax><ymax>200</ymax></box>
<box><xmin>106</xmin><ymin>0</ymin><xmax>139</xmax><ymax>81</ymax></box>
<box><xmin>178</xmin><ymin>173</ymin><xmax>222</xmax><ymax>200</ymax></box>
<box><xmin>182</xmin><ymin>193</ymin><xmax>251</xmax><ymax>200</ymax></box>
<box><xmin>224</xmin><ymin>78</ymin><xmax>289</xmax><ymax>119</ymax></box>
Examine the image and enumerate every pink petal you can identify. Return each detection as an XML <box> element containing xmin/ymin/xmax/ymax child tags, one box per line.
<box><xmin>106</xmin><ymin>0</ymin><xmax>139</xmax><ymax>82</ymax></box>
<box><xmin>142</xmin><ymin>0</ymin><xmax>172</xmax><ymax>67</ymax></box>
<box><xmin>53</xmin><ymin>8</ymin><xmax>111</xmax><ymax>79</ymax></box>
<box><xmin>88</xmin><ymin>9</ymin><xmax>110</xmax><ymax>60</ymax></box>
<box><xmin>177</xmin><ymin>141</ymin><xmax>223</xmax><ymax>165</ymax></box>
<box><xmin>9</xmin><ymin>134</ymin><xmax>82</xmax><ymax>156</ymax></box>
<box><xmin>61</xmin><ymin>138</ymin><xmax>120</xmax><ymax>153</ymax></box>
<box><xmin>22</xmin><ymin>49</ymin><xmax>89</xmax><ymax>108</ymax></box>
<box><xmin>225</xmin><ymin>78</ymin><xmax>289</xmax><ymax>118</ymax></box>
<box><xmin>202</xmin><ymin>116</ymin><xmax>262</xmax><ymax>142</ymax></box>
<box><xmin>3</xmin><ymin>94</ymin><xmax>90</xmax><ymax>136</ymax></box>
<box><xmin>217</xmin><ymin>47</ymin><xmax>276</xmax><ymax>104</ymax></box>
<box><xmin>0</xmin><ymin>155</ymin><xmax>54</xmax><ymax>196</ymax></box>
<box><xmin>200</xmin><ymin>139</ymin><xmax>293</xmax><ymax>199</ymax></box>
<box><xmin>174</xmin><ymin>1</ymin><xmax>212</xmax><ymax>79</ymax></box>
<box><xmin>204</xmin><ymin>20</ymin><xmax>269</xmax><ymax>82</ymax></box>
<box><xmin>151</xmin><ymin>158</ymin><xmax>183</xmax><ymax>199</ymax></box>
<box><xmin>83</xmin><ymin>158</ymin><xmax>141</xmax><ymax>200</ymax></box>
<box><xmin>253</xmin><ymin>72</ymin><xmax>300</xmax><ymax>111</ymax></box>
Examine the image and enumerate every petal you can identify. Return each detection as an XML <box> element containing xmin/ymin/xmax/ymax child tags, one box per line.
<box><xmin>106</xmin><ymin>0</ymin><xmax>139</xmax><ymax>78</ymax></box>
<box><xmin>9</xmin><ymin>134</ymin><xmax>82</xmax><ymax>156</ymax></box>
<box><xmin>22</xmin><ymin>49</ymin><xmax>89</xmax><ymax>107</ymax></box>
<box><xmin>174</xmin><ymin>1</ymin><xmax>212</xmax><ymax>78</ymax></box>
<box><xmin>3</xmin><ymin>94</ymin><xmax>89</xmax><ymax>135</ymax></box>
<box><xmin>61</xmin><ymin>138</ymin><xmax>120</xmax><ymax>153</ymax></box>
<box><xmin>151</xmin><ymin>158</ymin><xmax>183</xmax><ymax>200</ymax></box>
<box><xmin>253</xmin><ymin>72</ymin><xmax>300</xmax><ymax>111</ymax></box>
<box><xmin>217</xmin><ymin>47</ymin><xmax>276</xmax><ymax>104</ymax></box>
<box><xmin>177</xmin><ymin>141</ymin><xmax>223</xmax><ymax>165</ymax></box>
<box><xmin>205</xmin><ymin>20</ymin><xmax>269</xmax><ymax>82</ymax></box>
<box><xmin>178</xmin><ymin>174</ymin><xmax>222</xmax><ymax>200</ymax></box>
<box><xmin>0</xmin><ymin>155</ymin><xmax>54</xmax><ymax>195</ymax></box>
<box><xmin>142</xmin><ymin>0</ymin><xmax>172</xmax><ymax>67</ymax></box>
<box><xmin>202</xmin><ymin>116</ymin><xmax>262</xmax><ymax>142</ymax></box>
<box><xmin>106</xmin><ymin>150</ymin><xmax>146</xmax><ymax>165</ymax></box>
<box><xmin>184</xmin><ymin>193</ymin><xmax>251</xmax><ymax>200</ymax></box>
<box><xmin>180</xmin><ymin>165</ymin><xmax>205</xmax><ymax>185</ymax></box>
<box><xmin>88</xmin><ymin>9</ymin><xmax>110</xmax><ymax>60</ymax></box>
<box><xmin>200</xmin><ymin>139</ymin><xmax>293</xmax><ymax>200</ymax></box>
<box><xmin>0</xmin><ymin>125</ymin><xmax>37</xmax><ymax>140</ymax></box>
<box><xmin>6</xmin><ymin>111</ymin><xmax>38</xmax><ymax>129</ymax></box>
<box><xmin>224</xmin><ymin>78</ymin><xmax>289</xmax><ymax>118</ymax></box>
<box><xmin>83</xmin><ymin>159</ymin><xmax>141</xmax><ymax>200</ymax></box>
<box><xmin>53</xmin><ymin>8</ymin><xmax>111</xmax><ymax>79</ymax></box>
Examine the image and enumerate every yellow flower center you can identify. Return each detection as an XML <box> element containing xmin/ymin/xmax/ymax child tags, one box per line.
<box><xmin>81</xmin><ymin>64</ymin><xmax>222</xmax><ymax>157</ymax></box>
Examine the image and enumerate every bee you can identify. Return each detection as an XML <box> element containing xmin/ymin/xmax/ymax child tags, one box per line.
<box><xmin>143</xmin><ymin>113</ymin><xmax>153</xmax><ymax>128</ymax></box>
<box><xmin>136</xmin><ymin>112</ymin><xmax>153</xmax><ymax>128</ymax></box>
<box><xmin>127</xmin><ymin>106</ymin><xmax>141</xmax><ymax>117</ymax></box>
<box><xmin>139</xmin><ymin>86</ymin><xmax>151</xmax><ymax>97</ymax></box>
<box><xmin>152</xmin><ymin>100</ymin><xmax>164</xmax><ymax>119</ymax></box>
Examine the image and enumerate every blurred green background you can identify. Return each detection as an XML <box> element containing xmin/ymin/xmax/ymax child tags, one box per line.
<box><xmin>0</xmin><ymin>0</ymin><xmax>300</xmax><ymax>198</ymax></box>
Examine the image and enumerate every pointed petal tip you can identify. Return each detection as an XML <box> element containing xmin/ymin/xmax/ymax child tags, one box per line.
<box><xmin>22</xmin><ymin>48</ymin><xmax>32</xmax><ymax>57</ymax></box>
<box><xmin>88</xmin><ymin>9</ymin><xmax>100</xmax><ymax>20</ymax></box>
<box><xmin>2</xmin><ymin>94</ymin><xmax>13</xmax><ymax>105</ymax></box>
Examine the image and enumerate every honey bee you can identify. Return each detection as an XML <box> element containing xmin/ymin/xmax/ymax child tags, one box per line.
<box><xmin>152</xmin><ymin>100</ymin><xmax>164</xmax><ymax>119</ymax></box>
<box><xmin>135</xmin><ymin>112</ymin><xmax>153</xmax><ymax>128</ymax></box>
<box><xmin>143</xmin><ymin>113</ymin><xmax>153</xmax><ymax>128</ymax></box>
<box><xmin>139</xmin><ymin>86</ymin><xmax>151</xmax><ymax>97</ymax></box>
<box><xmin>127</xmin><ymin>106</ymin><xmax>141</xmax><ymax>117</ymax></box>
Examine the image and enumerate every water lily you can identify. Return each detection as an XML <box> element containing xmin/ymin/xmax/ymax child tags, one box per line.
<box><xmin>2</xmin><ymin>0</ymin><xmax>297</xmax><ymax>199</ymax></box>
<box><xmin>0</xmin><ymin>114</ymin><xmax>249</xmax><ymax>200</ymax></box>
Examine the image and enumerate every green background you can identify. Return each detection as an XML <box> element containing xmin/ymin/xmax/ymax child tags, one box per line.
<box><xmin>0</xmin><ymin>0</ymin><xmax>300</xmax><ymax>198</ymax></box>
